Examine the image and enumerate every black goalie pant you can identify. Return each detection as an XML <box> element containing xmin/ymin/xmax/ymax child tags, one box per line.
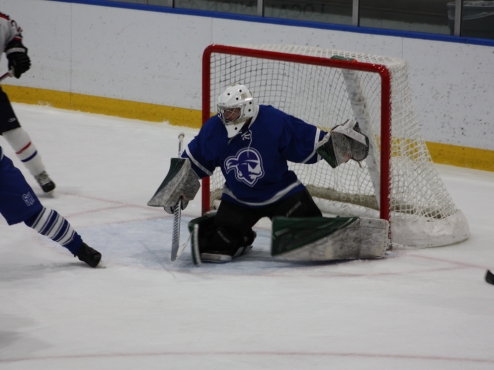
<box><xmin>0</xmin><ymin>87</ymin><xmax>21</xmax><ymax>134</ymax></box>
<box><xmin>207</xmin><ymin>189</ymin><xmax>322</xmax><ymax>256</ymax></box>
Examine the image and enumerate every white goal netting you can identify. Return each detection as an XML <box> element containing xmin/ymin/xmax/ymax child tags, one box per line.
<box><xmin>203</xmin><ymin>44</ymin><xmax>469</xmax><ymax>248</ymax></box>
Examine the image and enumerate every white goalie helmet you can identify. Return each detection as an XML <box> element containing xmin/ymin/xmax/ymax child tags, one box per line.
<box><xmin>217</xmin><ymin>84</ymin><xmax>258</xmax><ymax>138</ymax></box>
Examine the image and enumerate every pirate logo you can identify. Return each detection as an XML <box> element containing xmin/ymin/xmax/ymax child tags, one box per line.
<box><xmin>224</xmin><ymin>148</ymin><xmax>265</xmax><ymax>187</ymax></box>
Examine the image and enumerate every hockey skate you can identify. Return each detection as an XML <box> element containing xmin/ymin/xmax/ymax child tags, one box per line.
<box><xmin>34</xmin><ymin>171</ymin><xmax>56</xmax><ymax>193</ymax></box>
<box><xmin>77</xmin><ymin>243</ymin><xmax>102</xmax><ymax>268</ymax></box>
<box><xmin>189</xmin><ymin>211</ymin><xmax>256</xmax><ymax>265</ymax></box>
<box><xmin>199</xmin><ymin>232</ymin><xmax>255</xmax><ymax>264</ymax></box>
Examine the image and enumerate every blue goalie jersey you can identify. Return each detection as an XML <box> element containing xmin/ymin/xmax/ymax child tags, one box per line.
<box><xmin>182</xmin><ymin>105</ymin><xmax>327</xmax><ymax>207</ymax></box>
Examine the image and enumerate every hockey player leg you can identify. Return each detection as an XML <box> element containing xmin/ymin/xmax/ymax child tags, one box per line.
<box><xmin>271</xmin><ymin>216</ymin><xmax>389</xmax><ymax>262</ymax></box>
<box><xmin>0</xmin><ymin>151</ymin><xmax>101</xmax><ymax>267</ymax></box>
<box><xmin>188</xmin><ymin>211</ymin><xmax>216</xmax><ymax>265</ymax></box>
<box><xmin>188</xmin><ymin>211</ymin><xmax>256</xmax><ymax>264</ymax></box>
<box><xmin>269</xmin><ymin>189</ymin><xmax>322</xmax><ymax>219</ymax></box>
<box><xmin>0</xmin><ymin>89</ymin><xmax>55</xmax><ymax>193</ymax></box>
<box><xmin>24</xmin><ymin>207</ymin><xmax>102</xmax><ymax>268</ymax></box>
<box><xmin>203</xmin><ymin>226</ymin><xmax>255</xmax><ymax>262</ymax></box>
<box><xmin>1</xmin><ymin>127</ymin><xmax>56</xmax><ymax>193</ymax></box>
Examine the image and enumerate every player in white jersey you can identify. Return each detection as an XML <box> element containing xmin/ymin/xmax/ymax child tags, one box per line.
<box><xmin>0</xmin><ymin>12</ymin><xmax>55</xmax><ymax>193</ymax></box>
<box><xmin>149</xmin><ymin>84</ymin><xmax>373</xmax><ymax>263</ymax></box>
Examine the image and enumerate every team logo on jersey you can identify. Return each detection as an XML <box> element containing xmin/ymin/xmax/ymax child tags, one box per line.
<box><xmin>22</xmin><ymin>192</ymin><xmax>35</xmax><ymax>206</ymax></box>
<box><xmin>224</xmin><ymin>148</ymin><xmax>264</xmax><ymax>187</ymax></box>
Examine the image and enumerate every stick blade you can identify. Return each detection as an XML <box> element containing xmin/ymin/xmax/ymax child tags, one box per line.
<box><xmin>485</xmin><ymin>270</ymin><xmax>494</xmax><ymax>285</ymax></box>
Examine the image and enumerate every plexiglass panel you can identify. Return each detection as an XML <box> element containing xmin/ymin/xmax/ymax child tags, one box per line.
<box><xmin>107</xmin><ymin>0</ymin><xmax>150</xmax><ymax>3</ymax></box>
<box><xmin>458</xmin><ymin>1</ymin><xmax>494</xmax><ymax>39</ymax></box>
<box><xmin>98</xmin><ymin>0</ymin><xmax>494</xmax><ymax>40</ymax></box>
<box><xmin>174</xmin><ymin>0</ymin><xmax>257</xmax><ymax>15</ymax></box>
<box><xmin>264</xmin><ymin>0</ymin><xmax>352</xmax><ymax>24</ymax></box>
<box><xmin>359</xmin><ymin>0</ymin><xmax>451</xmax><ymax>35</ymax></box>
<box><xmin>149</xmin><ymin>0</ymin><xmax>170</xmax><ymax>4</ymax></box>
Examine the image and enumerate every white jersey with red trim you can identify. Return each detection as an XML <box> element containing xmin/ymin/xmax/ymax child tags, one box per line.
<box><xmin>0</xmin><ymin>12</ymin><xmax>24</xmax><ymax>61</ymax></box>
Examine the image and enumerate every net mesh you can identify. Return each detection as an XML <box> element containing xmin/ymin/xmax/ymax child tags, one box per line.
<box><xmin>205</xmin><ymin>44</ymin><xmax>468</xmax><ymax>247</ymax></box>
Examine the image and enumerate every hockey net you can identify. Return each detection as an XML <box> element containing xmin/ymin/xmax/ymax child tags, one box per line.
<box><xmin>201</xmin><ymin>44</ymin><xmax>469</xmax><ymax>248</ymax></box>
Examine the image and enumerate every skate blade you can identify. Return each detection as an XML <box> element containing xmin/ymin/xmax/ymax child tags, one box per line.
<box><xmin>95</xmin><ymin>259</ymin><xmax>107</xmax><ymax>269</ymax></box>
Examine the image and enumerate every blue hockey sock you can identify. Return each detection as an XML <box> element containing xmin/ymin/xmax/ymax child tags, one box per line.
<box><xmin>24</xmin><ymin>207</ymin><xmax>83</xmax><ymax>256</ymax></box>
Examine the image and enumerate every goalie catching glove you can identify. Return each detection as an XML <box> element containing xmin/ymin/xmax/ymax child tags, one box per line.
<box><xmin>147</xmin><ymin>158</ymin><xmax>200</xmax><ymax>213</ymax></box>
<box><xmin>317</xmin><ymin>119</ymin><xmax>369</xmax><ymax>168</ymax></box>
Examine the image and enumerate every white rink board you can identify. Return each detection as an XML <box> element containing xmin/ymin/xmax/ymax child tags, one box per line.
<box><xmin>0</xmin><ymin>0</ymin><xmax>493</xmax><ymax>150</ymax></box>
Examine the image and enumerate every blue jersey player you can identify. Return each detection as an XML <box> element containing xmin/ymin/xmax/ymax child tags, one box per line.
<box><xmin>0</xmin><ymin>145</ymin><xmax>102</xmax><ymax>267</ymax></box>
<box><xmin>183</xmin><ymin>85</ymin><xmax>326</xmax><ymax>262</ymax></box>
<box><xmin>148</xmin><ymin>84</ymin><xmax>371</xmax><ymax>263</ymax></box>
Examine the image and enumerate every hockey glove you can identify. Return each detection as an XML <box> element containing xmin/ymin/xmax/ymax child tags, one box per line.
<box><xmin>317</xmin><ymin>119</ymin><xmax>369</xmax><ymax>168</ymax></box>
<box><xmin>147</xmin><ymin>158</ymin><xmax>200</xmax><ymax>213</ymax></box>
<box><xmin>5</xmin><ymin>40</ymin><xmax>31</xmax><ymax>78</ymax></box>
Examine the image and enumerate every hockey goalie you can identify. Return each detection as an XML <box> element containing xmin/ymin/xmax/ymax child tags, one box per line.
<box><xmin>148</xmin><ymin>84</ymin><xmax>389</xmax><ymax>264</ymax></box>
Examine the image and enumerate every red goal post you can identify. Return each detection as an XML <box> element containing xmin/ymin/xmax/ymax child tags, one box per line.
<box><xmin>200</xmin><ymin>44</ymin><xmax>469</xmax><ymax>248</ymax></box>
<box><xmin>202</xmin><ymin>45</ymin><xmax>391</xmax><ymax>220</ymax></box>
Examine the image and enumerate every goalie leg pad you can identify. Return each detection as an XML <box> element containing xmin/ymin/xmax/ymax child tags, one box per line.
<box><xmin>188</xmin><ymin>212</ymin><xmax>256</xmax><ymax>264</ymax></box>
<box><xmin>271</xmin><ymin>216</ymin><xmax>389</xmax><ymax>262</ymax></box>
<box><xmin>147</xmin><ymin>158</ymin><xmax>200</xmax><ymax>210</ymax></box>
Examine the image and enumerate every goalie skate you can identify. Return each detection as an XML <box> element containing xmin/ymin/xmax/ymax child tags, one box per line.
<box><xmin>188</xmin><ymin>211</ymin><xmax>255</xmax><ymax>265</ymax></box>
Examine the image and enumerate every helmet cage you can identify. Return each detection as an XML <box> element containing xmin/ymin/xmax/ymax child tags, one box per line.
<box><xmin>217</xmin><ymin>103</ymin><xmax>249</xmax><ymax>126</ymax></box>
<box><xmin>217</xmin><ymin>84</ymin><xmax>257</xmax><ymax>138</ymax></box>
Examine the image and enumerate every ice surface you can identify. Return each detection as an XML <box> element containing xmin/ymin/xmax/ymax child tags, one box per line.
<box><xmin>1</xmin><ymin>104</ymin><xmax>493</xmax><ymax>369</ymax></box>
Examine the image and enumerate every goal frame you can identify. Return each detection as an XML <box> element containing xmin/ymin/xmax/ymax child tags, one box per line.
<box><xmin>201</xmin><ymin>44</ymin><xmax>392</xmax><ymax>225</ymax></box>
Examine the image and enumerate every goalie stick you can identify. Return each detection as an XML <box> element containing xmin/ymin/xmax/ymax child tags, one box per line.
<box><xmin>170</xmin><ymin>133</ymin><xmax>185</xmax><ymax>261</ymax></box>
